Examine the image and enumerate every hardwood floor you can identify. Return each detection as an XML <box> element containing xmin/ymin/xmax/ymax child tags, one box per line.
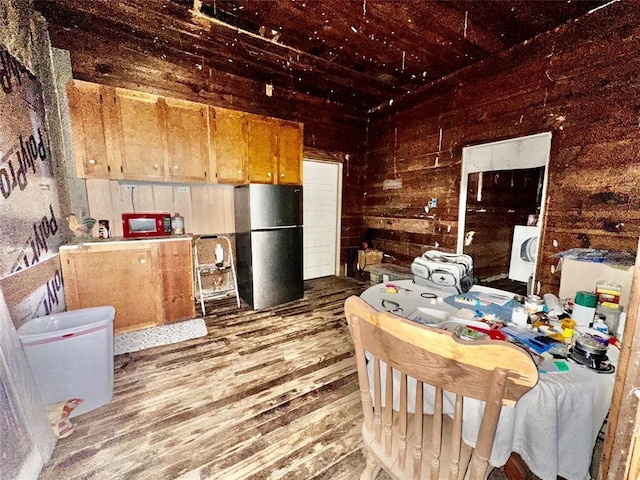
<box><xmin>37</xmin><ymin>275</ymin><xmax>556</xmax><ymax>480</ymax></box>
<box><xmin>40</xmin><ymin>276</ymin><xmax>373</xmax><ymax>480</ymax></box>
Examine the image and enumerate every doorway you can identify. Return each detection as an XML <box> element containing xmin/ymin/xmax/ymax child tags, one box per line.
<box><xmin>456</xmin><ymin>133</ymin><xmax>552</xmax><ymax>290</ymax></box>
<box><xmin>302</xmin><ymin>160</ymin><xmax>342</xmax><ymax>279</ymax></box>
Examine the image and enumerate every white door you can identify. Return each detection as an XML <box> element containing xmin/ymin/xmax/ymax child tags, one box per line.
<box><xmin>303</xmin><ymin>161</ymin><xmax>341</xmax><ymax>279</ymax></box>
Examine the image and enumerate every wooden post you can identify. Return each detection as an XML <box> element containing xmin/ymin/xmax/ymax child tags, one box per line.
<box><xmin>602</xmin><ymin>237</ymin><xmax>640</xmax><ymax>479</ymax></box>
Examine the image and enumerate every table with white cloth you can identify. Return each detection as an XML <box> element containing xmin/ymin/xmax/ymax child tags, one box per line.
<box><xmin>360</xmin><ymin>280</ymin><xmax>617</xmax><ymax>480</ymax></box>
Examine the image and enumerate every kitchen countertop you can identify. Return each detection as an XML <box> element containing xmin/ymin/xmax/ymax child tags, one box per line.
<box><xmin>60</xmin><ymin>235</ymin><xmax>193</xmax><ymax>247</ymax></box>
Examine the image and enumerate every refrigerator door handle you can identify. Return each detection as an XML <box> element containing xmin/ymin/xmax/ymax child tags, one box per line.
<box><xmin>253</xmin><ymin>225</ymin><xmax>300</xmax><ymax>231</ymax></box>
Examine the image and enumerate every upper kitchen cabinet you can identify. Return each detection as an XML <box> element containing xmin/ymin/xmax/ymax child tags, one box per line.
<box><xmin>247</xmin><ymin>116</ymin><xmax>303</xmax><ymax>185</ymax></box>
<box><xmin>113</xmin><ymin>88</ymin><xmax>167</xmax><ymax>181</ymax></box>
<box><xmin>66</xmin><ymin>80</ymin><xmax>112</xmax><ymax>179</ymax></box>
<box><xmin>277</xmin><ymin>121</ymin><xmax>303</xmax><ymax>185</ymax></box>
<box><xmin>161</xmin><ymin>97</ymin><xmax>209</xmax><ymax>183</ymax></box>
<box><xmin>66</xmin><ymin>80</ymin><xmax>303</xmax><ymax>186</ymax></box>
<box><xmin>210</xmin><ymin>107</ymin><xmax>249</xmax><ymax>184</ymax></box>
<box><xmin>248</xmin><ymin>116</ymin><xmax>277</xmax><ymax>183</ymax></box>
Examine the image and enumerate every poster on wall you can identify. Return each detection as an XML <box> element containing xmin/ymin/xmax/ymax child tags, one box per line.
<box><xmin>0</xmin><ymin>45</ymin><xmax>65</xmax><ymax>320</ymax></box>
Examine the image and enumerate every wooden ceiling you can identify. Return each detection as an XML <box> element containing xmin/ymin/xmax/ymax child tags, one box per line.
<box><xmin>36</xmin><ymin>0</ymin><xmax>607</xmax><ymax>112</ymax></box>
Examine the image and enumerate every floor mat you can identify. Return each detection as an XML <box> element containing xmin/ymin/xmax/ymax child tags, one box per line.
<box><xmin>114</xmin><ymin>318</ymin><xmax>208</xmax><ymax>355</ymax></box>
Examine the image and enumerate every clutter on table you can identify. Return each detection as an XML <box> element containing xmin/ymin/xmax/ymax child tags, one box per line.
<box><xmin>376</xmin><ymin>247</ymin><xmax>629</xmax><ymax>375</ymax></box>
<box><xmin>439</xmin><ymin>281</ymin><xmax>621</xmax><ymax>374</ymax></box>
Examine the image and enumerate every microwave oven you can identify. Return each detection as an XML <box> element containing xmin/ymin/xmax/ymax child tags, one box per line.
<box><xmin>122</xmin><ymin>213</ymin><xmax>172</xmax><ymax>238</ymax></box>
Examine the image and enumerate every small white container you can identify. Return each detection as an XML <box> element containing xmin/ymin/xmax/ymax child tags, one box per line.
<box><xmin>17</xmin><ymin>306</ymin><xmax>115</xmax><ymax>418</ymax></box>
<box><xmin>511</xmin><ymin>306</ymin><xmax>529</xmax><ymax>326</ymax></box>
<box><xmin>572</xmin><ymin>303</ymin><xmax>596</xmax><ymax>327</ymax></box>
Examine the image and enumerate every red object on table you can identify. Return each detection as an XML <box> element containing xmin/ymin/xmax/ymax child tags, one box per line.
<box><xmin>467</xmin><ymin>324</ymin><xmax>506</xmax><ymax>341</ymax></box>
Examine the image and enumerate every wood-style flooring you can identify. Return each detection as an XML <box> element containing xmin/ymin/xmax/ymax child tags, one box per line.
<box><xmin>40</xmin><ymin>276</ymin><xmax>374</xmax><ymax>480</ymax></box>
<box><xmin>40</xmin><ymin>276</ymin><xmax>525</xmax><ymax>480</ymax></box>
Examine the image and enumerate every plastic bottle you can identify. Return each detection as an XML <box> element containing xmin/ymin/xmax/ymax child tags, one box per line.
<box><xmin>593</xmin><ymin>316</ymin><xmax>609</xmax><ymax>335</ymax></box>
<box><xmin>561</xmin><ymin>317</ymin><xmax>576</xmax><ymax>344</ymax></box>
<box><xmin>215</xmin><ymin>244</ymin><xmax>224</xmax><ymax>266</ymax></box>
<box><xmin>543</xmin><ymin>293</ymin><xmax>564</xmax><ymax>316</ymax></box>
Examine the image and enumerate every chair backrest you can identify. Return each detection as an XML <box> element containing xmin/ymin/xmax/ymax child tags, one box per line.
<box><xmin>345</xmin><ymin>295</ymin><xmax>539</xmax><ymax>480</ymax></box>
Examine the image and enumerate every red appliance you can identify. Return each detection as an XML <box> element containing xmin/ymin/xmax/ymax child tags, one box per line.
<box><xmin>122</xmin><ymin>213</ymin><xmax>172</xmax><ymax>238</ymax></box>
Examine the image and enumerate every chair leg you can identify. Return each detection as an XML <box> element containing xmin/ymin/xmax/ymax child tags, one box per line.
<box><xmin>361</xmin><ymin>450</ymin><xmax>381</xmax><ymax>480</ymax></box>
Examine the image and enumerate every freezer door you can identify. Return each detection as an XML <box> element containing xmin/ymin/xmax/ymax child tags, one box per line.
<box><xmin>249</xmin><ymin>227</ymin><xmax>303</xmax><ymax>309</ymax></box>
<box><xmin>248</xmin><ymin>184</ymin><xmax>302</xmax><ymax>229</ymax></box>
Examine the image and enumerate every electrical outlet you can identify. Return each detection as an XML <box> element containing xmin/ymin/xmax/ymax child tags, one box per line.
<box><xmin>124</xmin><ymin>185</ymin><xmax>137</xmax><ymax>192</ymax></box>
<box><xmin>177</xmin><ymin>186</ymin><xmax>189</xmax><ymax>194</ymax></box>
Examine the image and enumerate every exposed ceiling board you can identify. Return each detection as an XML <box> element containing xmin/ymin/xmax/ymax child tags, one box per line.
<box><xmin>35</xmin><ymin>0</ymin><xmax>609</xmax><ymax>112</ymax></box>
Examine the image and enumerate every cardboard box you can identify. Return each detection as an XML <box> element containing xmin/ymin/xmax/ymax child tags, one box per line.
<box><xmin>559</xmin><ymin>258</ymin><xmax>634</xmax><ymax>308</ymax></box>
<box><xmin>358</xmin><ymin>249</ymin><xmax>383</xmax><ymax>271</ymax></box>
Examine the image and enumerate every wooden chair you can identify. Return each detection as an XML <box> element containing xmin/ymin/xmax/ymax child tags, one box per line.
<box><xmin>344</xmin><ymin>295</ymin><xmax>539</xmax><ymax>480</ymax></box>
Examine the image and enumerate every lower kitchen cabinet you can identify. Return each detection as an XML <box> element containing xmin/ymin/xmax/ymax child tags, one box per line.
<box><xmin>60</xmin><ymin>237</ymin><xmax>195</xmax><ymax>334</ymax></box>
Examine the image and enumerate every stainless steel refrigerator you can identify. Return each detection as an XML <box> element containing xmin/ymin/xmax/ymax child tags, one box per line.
<box><xmin>234</xmin><ymin>184</ymin><xmax>303</xmax><ymax>309</ymax></box>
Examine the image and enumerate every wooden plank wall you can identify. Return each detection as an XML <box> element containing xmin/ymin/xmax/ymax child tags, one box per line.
<box><xmin>304</xmin><ymin>148</ymin><xmax>368</xmax><ymax>272</ymax></box>
<box><xmin>366</xmin><ymin>2</ymin><xmax>640</xmax><ymax>295</ymax></box>
<box><xmin>40</xmin><ymin>10</ymin><xmax>368</xmax><ymax>271</ymax></box>
<box><xmin>42</xmin><ymin>23</ymin><xmax>368</xmax><ymax>156</ymax></box>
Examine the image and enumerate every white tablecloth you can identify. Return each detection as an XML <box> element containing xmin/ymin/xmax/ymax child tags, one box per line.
<box><xmin>360</xmin><ymin>280</ymin><xmax>617</xmax><ymax>480</ymax></box>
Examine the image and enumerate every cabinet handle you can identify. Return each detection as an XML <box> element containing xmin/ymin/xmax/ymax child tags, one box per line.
<box><xmin>140</xmin><ymin>258</ymin><xmax>146</xmax><ymax>264</ymax></box>
<box><xmin>153</xmin><ymin>163</ymin><xmax>160</xmax><ymax>170</ymax></box>
<box><xmin>173</xmin><ymin>165</ymin><xmax>179</xmax><ymax>170</ymax></box>
<box><xmin>280</xmin><ymin>173</ymin><xmax>285</xmax><ymax>178</ymax></box>
<box><xmin>237</xmin><ymin>169</ymin><xmax>242</xmax><ymax>175</ymax></box>
<box><xmin>88</xmin><ymin>159</ymin><xmax>96</xmax><ymax>165</ymax></box>
<box><xmin>267</xmin><ymin>172</ymin><xmax>271</xmax><ymax>177</ymax></box>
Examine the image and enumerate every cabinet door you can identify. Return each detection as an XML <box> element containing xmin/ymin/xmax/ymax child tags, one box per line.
<box><xmin>157</xmin><ymin>240</ymin><xmax>195</xmax><ymax>323</ymax></box>
<box><xmin>277</xmin><ymin>122</ymin><xmax>303</xmax><ymax>185</ymax></box>
<box><xmin>60</xmin><ymin>246</ymin><xmax>162</xmax><ymax>334</ymax></box>
<box><xmin>66</xmin><ymin>80</ymin><xmax>111</xmax><ymax>179</ymax></box>
<box><xmin>162</xmin><ymin>98</ymin><xmax>209</xmax><ymax>183</ymax></box>
<box><xmin>248</xmin><ymin>117</ymin><xmax>277</xmax><ymax>184</ymax></box>
<box><xmin>115</xmin><ymin>89</ymin><xmax>166</xmax><ymax>181</ymax></box>
<box><xmin>211</xmin><ymin>107</ymin><xmax>248</xmax><ymax>184</ymax></box>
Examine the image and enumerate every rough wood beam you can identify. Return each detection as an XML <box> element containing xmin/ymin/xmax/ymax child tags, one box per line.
<box><xmin>303</xmin><ymin>147</ymin><xmax>348</xmax><ymax>163</ymax></box>
<box><xmin>364</xmin><ymin>216</ymin><xmax>455</xmax><ymax>236</ymax></box>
